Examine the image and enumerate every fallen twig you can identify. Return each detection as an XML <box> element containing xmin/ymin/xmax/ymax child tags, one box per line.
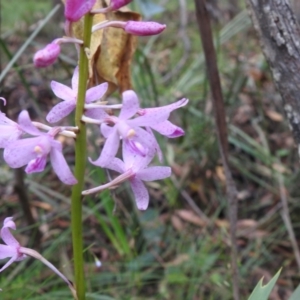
<box><xmin>194</xmin><ymin>1</ymin><xmax>239</xmax><ymax>299</ymax></box>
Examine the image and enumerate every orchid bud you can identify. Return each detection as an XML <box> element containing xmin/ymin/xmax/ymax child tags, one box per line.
<box><xmin>124</xmin><ymin>21</ymin><xmax>166</xmax><ymax>36</ymax></box>
<box><xmin>110</xmin><ymin>0</ymin><xmax>133</xmax><ymax>10</ymax></box>
<box><xmin>33</xmin><ymin>43</ymin><xmax>60</xmax><ymax>68</ymax></box>
<box><xmin>65</xmin><ymin>0</ymin><xmax>96</xmax><ymax>22</ymax></box>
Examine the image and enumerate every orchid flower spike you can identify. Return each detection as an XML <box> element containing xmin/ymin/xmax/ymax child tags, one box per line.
<box><xmin>47</xmin><ymin>66</ymin><xmax>108</xmax><ymax>123</ymax></box>
<box><xmin>0</xmin><ymin>217</ymin><xmax>76</xmax><ymax>295</ymax></box>
<box><xmin>84</xmin><ymin>143</ymin><xmax>171</xmax><ymax>210</ymax></box>
<box><xmin>3</xmin><ymin>111</ymin><xmax>77</xmax><ymax>185</ymax></box>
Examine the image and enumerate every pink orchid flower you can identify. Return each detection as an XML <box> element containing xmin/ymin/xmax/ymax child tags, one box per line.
<box><xmin>0</xmin><ymin>217</ymin><xmax>75</xmax><ymax>294</ymax></box>
<box><xmin>47</xmin><ymin>67</ymin><xmax>108</xmax><ymax>123</ymax></box>
<box><xmin>3</xmin><ymin>111</ymin><xmax>77</xmax><ymax>185</ymax></box>
<box><xmin>64</xmin><ymin>0</ymin><xmax>96</xmax><ymax>22</ymax></box>
<box><xmin>0</xmin><ymin>112</ymin><xmax>23</xmax><ymax>148</ymax></box>
<box><xmin>83</xmin><ymin>143</ymin><xmax>171</xmax><ymax>210</ymax></box>
<box><xmin>0</xmin><ymin>217</ymin><xmax>27</xmax><ymax>272</ymax></box>
<box><xmin>91</xmin><ymin>90</ymin><xmax>167</xmax><ymax>167</ymax></box>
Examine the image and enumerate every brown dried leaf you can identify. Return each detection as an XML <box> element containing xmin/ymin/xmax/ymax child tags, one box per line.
<box><xmin>175</xmin><ymin>209</ymin><xmax>206</xmax><ymax>227</ymax></box>
<box><xmin>171</xmin><ymin>215</ymin><xmax>184</xmax><ymax>231</ymax></box>
<box><xmin>265</xmin><ymin>109</ymin><xmax>283</xmax><ymax>122</ymax></box>
<box><xmin>94</xmin><ymin>9</ymin><xmax>140</xmax><ymax>94</ymax></box>
<box><xmin>69</xmin><ymin>0</ymin><xmax>141</xmax><ymax>94</ymax></box>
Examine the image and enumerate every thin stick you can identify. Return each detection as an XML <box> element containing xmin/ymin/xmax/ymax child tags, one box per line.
<box><xmin>193</xmin><ymin>1</ymin><xmax>239</xmax><ymax>299</ymax></box>
<box><xmin>278</xmin><ymin>174</ymin><xmax>300</xmax><ymax>271</ymax></box>
<box><xmin>14</xmin><ymin>168</ymin><xmax>42</xmax><ymax>249</ymax></box>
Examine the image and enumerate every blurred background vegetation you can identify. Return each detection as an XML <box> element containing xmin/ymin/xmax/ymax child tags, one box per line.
<box><xmin>1</xmin><ymin>0</ymin><xmax>300</xmax><ymax>299</ymax></box>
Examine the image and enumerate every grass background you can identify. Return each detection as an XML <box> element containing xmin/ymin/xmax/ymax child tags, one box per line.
<box><xmin>1</xmin><ymin>0</ymin><xmax>300</xmax><ymax>299</ymax></box>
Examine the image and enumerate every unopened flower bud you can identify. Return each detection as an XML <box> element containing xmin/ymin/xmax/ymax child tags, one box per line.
<box><xmin>33</xmin><ymin>43</ymin><xmax>60</xmax><ymax>68</ymax></box>
<box><xmin>111</xmin><ymin>0</ymin><xmax>132</xmax><ymax>10</ymax></box>
<box><xmin>65</xmin><ymin>0</ymin><xmax>96</xmax><ymax>22</ymax></box>
<box><xmin>124</xmin><ymin>21</ymin><xmax>166</xmax><ymax>36</ymax></box>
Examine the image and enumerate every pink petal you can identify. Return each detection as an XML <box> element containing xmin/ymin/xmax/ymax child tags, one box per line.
<box><xmin>0</xmin><ymin>112</ymin><xmax>18</xmax><ymax>126</ymax></box>
<box><xmin>0</xmin><ymin>113</ymin><xmax>23</xmax><ymax>148</ymax></box>
<box><xmin>119</xmin><ymin>90</ymin><xmax>140</xmax><ymax>120</ymax></box>
<box><xmin>146</xmin><ymin>127</ymin><xmax>163</xmax><ymax>162</ymax></box>
<box><xmin>151</xmin><ymin>121</ymin><xmax>185</xmax><ymax>138</ymax></box>
<box><xmin>1</xmin><ymin>218</ymin><xmax>19</xmax><ymax>247</ymax></box>
<box><xmin>130</xmin><ymin>178</ymin><xmax>149</xmax><ymax>210</ymax></box>
<box><xmin>46</xmin><ymin>100</ymin><xmax>76</xmax><ymax>123</ymax></box>
<box><xmin>50</xmin><ymin>148</ymin><xmax>77</xmax><ymax>185</ymax></box>
<box><xmin>51</xmin><ymin>81</ymin><xmax>76</xmax><ymax>101</ymax></box>
<box><xmin>0</xmin><ymin>126</ymin><xmax>23</xmax><ymax>148</ymax></box>
<box><xmin>25</xmin><ymin>156</ymin><xmax>47</xmax><ymax>174</ymax></box>
<box><xmin>85</xmin><ymin>108</ymin><xmax>108</xmax><ymax>120</ymax></box>
<box><xmin>137</xmin><ymin>166</ymin><xmax>171</xmax><ymax>181</ymax></box>
<box><xmin>0</xmin><ymin>254</ymin><xmax>19</xmax><ymax>272</ymax></box>
<box><xmin>127</xmin><ymin>109</ymin><xmax>168</xmax><ymax>127</ymax></box>
<box><xmin>65</xmin><ymin>0</ymin><xmax>96</xmax><ymax>22</ymax></box>
<box><xmin>111</xmin><ymin>0</ymin><xmax>132</xmax><ymax>10</ymax></box>
<box><xmin>18</xmin><ymin>110</ymin><xmax>41</xmax><ymax>136</ymax></box>
<box><xmin>4</xmin><ymin>136</ymin><xmax>51</xmax><ymax>169</ymax></box>
<box><xmin>90</xmin><ymin>129</ymin><xmax>120</xmax><ymax>167</ymax></box>
<box><xmin>0</xmin><ymin>245</ymin><xmax>17</xmax><ymax>260</ymax></box>
<box><xmin>71</xmin><ymin>66</ymin><xmax>79</xmax><ymax>92</ymax></box>
<box><xmin>140</xmin><ymin>98</ymin><xmax>188</xmax><ymax>116</ymax></box>
<box><xmin>85</xmin><ymin>82</ymin><xmax>108</xmax><ymax>103</ymax></box>
<box><xmin>126</xmin><ymin>127</ymin><xmax>157</xmax><ymax>167</ymax></box>
<box><xmin>105</xmin><ymin>157</ymin><xmax>125</xmax><ymax>173</ymax></box>
<box><xmin>100</xmin><ymin>123</ymin><xmax>114</xmax><ymax>138</ymax></box>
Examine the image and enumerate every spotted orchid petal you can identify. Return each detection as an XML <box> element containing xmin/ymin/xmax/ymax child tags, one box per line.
<box><xmin>46</xmin><ymin>100</ymin><xmax>76</xmax><ymax>123</ymax></box>
<box><xmin>0</xmin><ymin>112</ymin><xmax>23</xmax><ymax>148</ymax></box>
<box><xmin>85</xmin><ymin>108</ymin><xmax>108</xmax><ymax>120</ymax></box>
<box><xmin>18</xmin><ymin>110</ymin><xmax>42</xmax><ymax>136</ymax></box>
<box><xmin>105</xmin><ymin>157</ymin><xmax>125</xmax><ymax>173</ymax></box>
<box><xmin>137</xmin><ymin>166</ymin><xmax>171</xmax><ymax>181</ymax></box>
<box><xmin>85</xmin><ymin>82</ymin><xmax>108</xmax><ymax>104</ymax></box>
<box><xmin>90</xmin><ymin>128</ymin><xmax>120</xmax><ymax>167</ymax></box>
<box><xmin>51</xmin><ymin>81</ymin><xmax>76</xmax><ymax>101</ymax></box>
<box><xmin>129</xmin><ymin>178</ymin><xmax>149</xmax><ymax>210</ymax></box>
<box><xmin>150</xmin><ymin>120</ymin><xmax>185</xmax><ymax>138</ymax></box>
<box><xmin>50</xmin><ymin>145</ymin><xmax>77</xmax><ymax>185</ymax></box>
<box><xmin>146</xmin><ymin>127</ymin><xmax>163</xmax><ymax>162</ymax></box>
<box><xmin>100</xmin><ymin>123</ymin><xmax>114</xmax><ymax>139</ymax></box>
<box><xmin>118</xmin><ymin>90</ymin><xmax>140</xmax><ymax>120</ymax></box>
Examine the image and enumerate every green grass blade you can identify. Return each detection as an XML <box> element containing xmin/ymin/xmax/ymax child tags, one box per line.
<box><xmin>248</xmin><ymin>268</ymin><xmax>282</xmax><ymax>300</ymax></box>
<box><xmin>0</xmin><ymin>4</ymin><xmax>60</xmax><ymax>83</ymax></box>
<box><xmin>289</xmin><ymin>284</ymin><xmax>300</xmax><ymax>300</ymax></box>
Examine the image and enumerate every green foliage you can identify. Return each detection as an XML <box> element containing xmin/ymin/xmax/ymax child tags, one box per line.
<box><xmin>1</xmin><ymin>0</ymin><xmax>51</xmax><ymax>30</ymax></box>
<box><xmin>248</xmin><ymin>269</ymin><xmax>281</xmax><ymax>300</ymax></box>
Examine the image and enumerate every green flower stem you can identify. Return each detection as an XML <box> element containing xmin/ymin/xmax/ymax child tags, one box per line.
<box><xmin>71</xmin><ymin>12</ymin><xmax>93</xmax><ymax>300</ymax></box>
